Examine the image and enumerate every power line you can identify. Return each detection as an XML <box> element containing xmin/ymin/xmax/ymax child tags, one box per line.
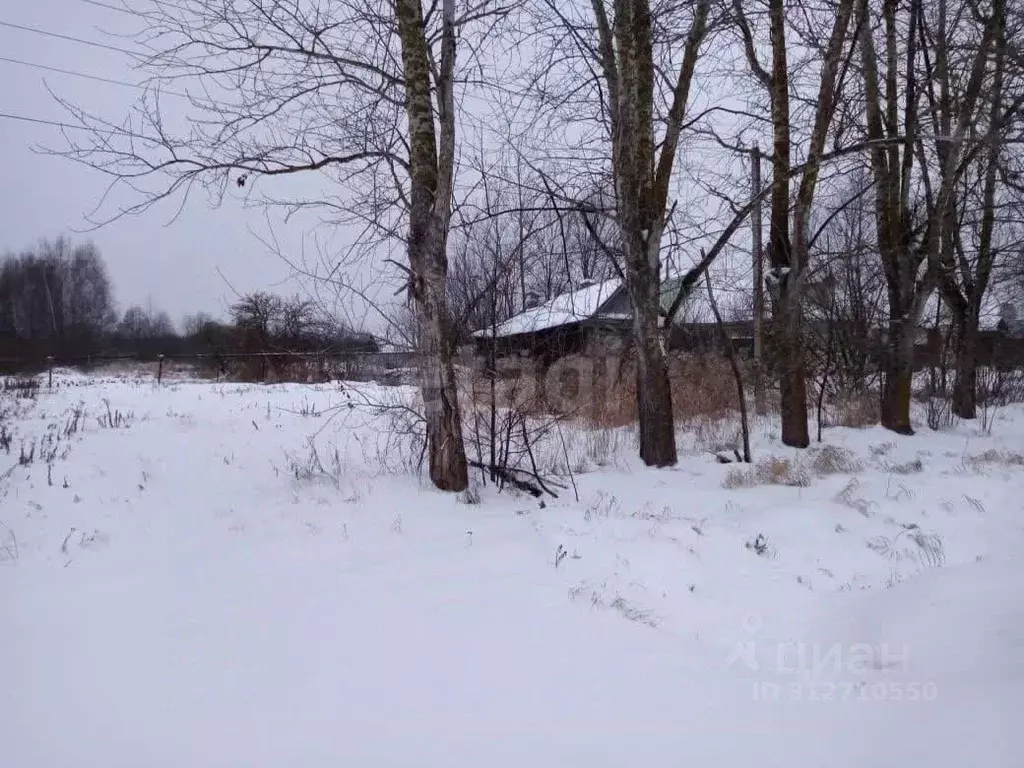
<box><xmin>0</xmin><ymin>109</ymin><xmax>126</xmax><ymax>135</ymax></box>
<box><xmin>78</xmin><ymin>0</ymin><xmax>139</xmax><ymax>14</ymax></box>
<box><xmin>78</xmin><ymin>0</ymin><xmax>193</xmax><ymax>20</ymax></box>
<box><xmin>0</xmin><ymin>54</ymin><xmax>187</xmax><ymax>97</ymax></box>
<box><xmin>0</xmin><ymin>19</ymin><xmax>140</xmax><ymax>57</ymax></box>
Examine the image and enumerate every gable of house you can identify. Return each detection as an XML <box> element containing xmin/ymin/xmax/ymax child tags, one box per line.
<box><xmin>473</xmin><ymin>279</ymin><xmax>626</xmax><ymax>338</ymax></box>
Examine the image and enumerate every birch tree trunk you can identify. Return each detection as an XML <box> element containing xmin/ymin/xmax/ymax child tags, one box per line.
<box><xmin>625</xmin><ymin>225</ymin><xmax>676</xmax><ymax>467</ymax></box>
<box><xmin>857</xmin><ymin>0</ymin><xmax>1003</xmax><ymax>434</ymax></box>
<box><xmin>735</xmin><ymin>0</ymin><xmax>856</xmax><ymax>448</ymax></box>
<box><xmin>588</xmin><ymin>0</ymin><xmax>709</xmax><ymax>467</ymax></box>
<box><xmin>396</xmin><ymin>0</ymin><xmax>469</xmax><ymax>491</ymax></box>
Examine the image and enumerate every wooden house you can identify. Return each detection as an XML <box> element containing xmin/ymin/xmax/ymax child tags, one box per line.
<box><xmin>472</xmin><ymin>276</ymin><xmax>754</xmax><ymax>363</ymax></box>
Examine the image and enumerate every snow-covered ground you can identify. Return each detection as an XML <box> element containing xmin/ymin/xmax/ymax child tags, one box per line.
<box><xmin>2</xmin><ymin>370</ymin><xmax>1022</xmax><ymax>766</ymax></box>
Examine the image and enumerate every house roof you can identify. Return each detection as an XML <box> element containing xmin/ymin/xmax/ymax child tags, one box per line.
<box><xmin>473</xmin><ymin>273</ymin><xmax>744</xmax><ymax>339</ymax></box>
<box><xmin>473</xmin><ymin>279</ymin><xmax>625</xmax><ymax>338</ymax></box>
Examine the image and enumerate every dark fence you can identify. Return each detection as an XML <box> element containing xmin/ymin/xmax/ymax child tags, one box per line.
<box><xmin>911</xmin><ymin>331</ymin><xmax>1024</xmax><ymax>370</ymax></box>
<box><xmin>0</xmin><ymin>350</ymin><xmax>422</xmax><ymax>385</ymax></box>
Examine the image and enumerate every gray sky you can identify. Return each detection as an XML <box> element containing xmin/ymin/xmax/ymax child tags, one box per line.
<box><xmin>0</xmin><ymin>0</ymin><xmax>755</xmax><ymax>333</ymax></box>
<box><xmin>0</xmin><ymin>0</ymin><xmax>301</xmax><ymax>324</ymax></box>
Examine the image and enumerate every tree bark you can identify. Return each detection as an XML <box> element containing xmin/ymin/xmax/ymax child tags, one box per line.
<box><xmin>628</xmin><ymin>236</ymin><xmax>676</xmax><ymax>466</ymax></box>
<box><xmin>586</xmin><ymin>0</ymin><xmax>707</xmax><ymax>468</ymax></box>
<box><xmin>922</xmin><ymin>0</ymin><xmax>1006</xmax><ymax>421</ymax></box>
<box><xmin>410</xmin><ymin>234</ymin><xmax>469</xmax><ymax>490</ymax></box>
<box><xmin>396</xmin><ymin>0</ymin><xmax>469</xmax><ymax>491</ymax></box>
<box><xmin>881</xmin><ymin>315</ymin><xmax>916</xmax><ymax>434</ymax></box>
<box><xmin>736</xmin><ymin>0</ymin><xmax>854</xmax><ymax>447</ymax></box>
<box><xmin>767</xmin><ymin>0</ymin><xmax>809</xmax><ymax>448</ymax></box>
<box><xmin>857</xmin><ymin>0</ymin><xmax>929</xmax><ymax>436</ymax></box>
<box><xmin>777</xmin><ymin>303</ymin><xmax>810</xmax><ymax>445</ymax></box>
<box><xmin>951</xmin><ymin>312</ymin><xmax>979</xmax><ymax>419</ymax></box>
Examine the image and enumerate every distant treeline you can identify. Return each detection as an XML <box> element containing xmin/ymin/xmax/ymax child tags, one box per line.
<box><xmin>0</xmin><ymin>237</ymin><xmax>377</xmax><ymax>364</ymax></box>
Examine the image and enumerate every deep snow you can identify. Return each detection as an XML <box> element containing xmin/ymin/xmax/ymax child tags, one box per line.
<box><xmin>2</xmin><ymin>371</ymin><xmax>1022</xmax><ymax>766</ymax></box>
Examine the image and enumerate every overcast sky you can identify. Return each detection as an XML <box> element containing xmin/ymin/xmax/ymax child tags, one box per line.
<box><xmin>0</xmin><ymin>0</ymin><xmax>308</xmax><ymax>325</ymax></box>
<box><xmin>1</xmin><ymin>0</ymin><xmax>758</xmax><ymax>333</ymax></box>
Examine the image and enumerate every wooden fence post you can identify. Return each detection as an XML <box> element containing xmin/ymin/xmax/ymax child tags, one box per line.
<box><xmin>157</xmin><ymin>354</ymin><xmax>165</xmax><ymax>385</ymax></box>
<box><xmin>47</xmin><ymin>356</ymin><xmax>54</xmax><ymax>390</ymax></box>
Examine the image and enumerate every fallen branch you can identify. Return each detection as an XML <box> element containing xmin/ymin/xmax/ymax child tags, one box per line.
<box><xmin>467</xmin><ymin>460</ymin><xmax>564</xmax><ymax>498</ymax></box>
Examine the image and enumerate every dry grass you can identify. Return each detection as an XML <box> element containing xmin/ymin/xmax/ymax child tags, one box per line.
<box><xmin>723</xmin><ymin>455</ymin><xmax>811</xmax><ymax>489</ymax></box>
<box><xmin>757</xmin><ymin>456</ymin><xmax>812</xmax><ymax>486</ymax></box>
<box><xmin>834</xmin><ymin>477</ymin><xmax>876</xmax><ymax>516</ymax></box>
<box><xmin>461</xmin><ymin>352</ymin><xmax>759</xmax><ymax>478</ymax></box>
<box><xmin>831</xmin><ymin>391</ymin><xmax>879</xmax><ymax>429</ymax></box>
<box><xmin>966</xmin><ymin>449</ymin><xmax>1024</xmax><ymax>469</ymax></box>
<box><xmin>809</xmin><ymin>445</ymin><xmax>864</xmax><ymax>476</ymax></box>
<box><xmin>469</xmin><ymin>353</ymin><xmax>746</xmax><ymax>427</ymax></box>
<box><xmin>884</xmin><ymin>457</ymin><xmax>924</xmax><ymax>475</ymax></box>
<box><xmin>723</xmin><ymin>445</ymin><xmax>863</xmax><ymax>490</ymax></box>
<box><xmin>587</xmin><ymin>354</ymin><xmax>744</xmax><ymax>428</ymax></box>
<box><xmin>869</xmin><ymin>441</ymin><xmax>895</xmax><ymax>457</ymax></box>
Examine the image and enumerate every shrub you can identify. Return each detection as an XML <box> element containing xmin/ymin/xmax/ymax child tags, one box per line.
<box><xmin>722</xmin><ymin>455</ymin><xmax>810</xmax><ymax>488</ymax></box>
<box><xmin>756</xmin><ymin>456</ymin><xmax>811</xmax><ymax>487</ymax></box>
<box><xmin>810</xmin><ymin>445</ymin><xmax>863</xmax><ymax>476</ymax></box>
<box><xmin>457</xmin><ymin>487</ymin><xmax>481</xmax><ymax>505</ymax></box>
<box><xmin>1</xmin><ymin>378</ymin><xmax>40</xmax><ymax>399</ymax></box>
<box><xmin>884</xmin><ymin>457</ymin><xmax>924</xmax><ymax>475</ymax></box>
<box><xmin>926</xmin><ymin>394</ymin><xmax>956</xmax><ymax>431</ymax></box>
<box><xmin>832</xmin><ymin>391</ymin><xmax>878</xmax><ymax>428</ymax></box>
<box><xmin>966</xmin><ymin>449</ymin><xmax>1024</xmax><ymax>469</ymax></box>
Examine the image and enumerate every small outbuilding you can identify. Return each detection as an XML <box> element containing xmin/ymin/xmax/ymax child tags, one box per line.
<box><xmin>472</xmin><ymin>276</ymin><xmax>754</xmax><ymax>363</ymax></box>
<box><xmin>472</xmin><ymin>279</ymin><xmax>630</xmax><ymax>363</ymax></box>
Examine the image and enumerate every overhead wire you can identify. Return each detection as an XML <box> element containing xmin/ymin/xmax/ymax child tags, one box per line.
<box><xmin>0</xmin><ymin>54</ymin><xmax>188</xmax><ymax>98</ymax></box>
<box><xmin>0</xmin><ymin>19</ymin><xmax>140</xmax><ymax>58</ymax></box>
<box><xmin>0</xmin><ymin>110</ymin><xmax>110</xmax><ymax>132</ymax></box>
<box><xmin>77</xmin><ymin>0</ymin><xmax>194</xmax><ymax>20</ymax></box>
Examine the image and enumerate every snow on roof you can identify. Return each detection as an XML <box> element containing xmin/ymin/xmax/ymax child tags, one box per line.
<box><xmin>474</xmin><ymin>274</ymin><xmax>748</xmax><ymax>339</ymax></box>
<box><xmin>473</xmin><ymin>279</ymin><xmax>623</xmax><ymax>338</ymax></box>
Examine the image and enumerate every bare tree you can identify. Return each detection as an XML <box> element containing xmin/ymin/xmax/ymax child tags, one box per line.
<box><xmin>119</xmin><ymin>305</ymin><xmax>176</xmax><ymax>339</ymax></box>
<box><xmin>0</xmin><ymin>238</ymin><xmax>115</xmax><ymax>358</ymax></box>
<box><xmin>705</xmin><ymin>268</ymin><xmax>751</xmax><ymax>462</ymax></box>
<box><xmin>804</xmin><ymin>172</ymin><xmax>887</xmax><ymax>398</ymax></box>
<box><xmin>47</xmin><ymin>0</ymin><xmax>511</xmax><ymax>491</ymax></box>
<box><xmin>393</xmin><ymin>0</ymin><xmax>471</xmax><ymax>489</ymax></box>
<box><xmin>917</xmin><ymin>0</ymin><xmax>1021</xmax><ymax>418</ymax></box>
<box><xmin>855</xmin><ymin>0</ymin><xmax>1004</xmax><ymax>433</ymax></box>
<box><xmin>734</xmin><ymin>0</ymin><xmax>859</xmax><ymax>447</ymax></box>
<box><xmin>231</xmin><ymin>292</ymin><xmax>284</xmax><ymax>352</ymax></box>
<box><xmin>181</xmin><ymin>312</ymin><xmax>216</xmax><ymax>338</ymax></box>
<box><xmin>275</xmin><ymin>295</ymin><xmax>318</xmax><ymax>349</ymax></box>
<box><xmin>530</xmin><ymin>0</ymin><xmax>712</xmax><ymax>466</ymax></box>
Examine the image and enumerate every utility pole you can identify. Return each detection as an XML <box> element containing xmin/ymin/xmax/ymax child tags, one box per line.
<box><xmin>752</xmin><ymin>145</ymin><xmax>766</xmax><ymax>415</ymax></box>
<box><xmin>516</xmin><ymin>162</ymin><xmax>528</xmax><ymax>312</ymax></box>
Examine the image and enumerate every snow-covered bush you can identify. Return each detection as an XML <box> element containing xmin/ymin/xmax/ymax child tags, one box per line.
<box><xmin>723</xmin><ymin>455</ymin><xmax>811</xmax><ymax>489</ymax></box>
<box><xmin>810</xmin><ymin>445</ymin><xmax>863</xmax><ymax>476</ymax></box>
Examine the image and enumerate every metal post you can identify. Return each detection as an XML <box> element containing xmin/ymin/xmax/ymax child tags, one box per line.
<box><xmin>47</xmin><ymin>356</ymin><xmax>54</xmax><ymax>391</ymax></box>
<box><xmin>157</xmin><ymin>354</ymin><xmax>165</xmax><ymax>385</ymax></box>
<box><xmin>752</xmin><ymin>145</ymin><xmax>766</xmax><ymax>415</ymax></box>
